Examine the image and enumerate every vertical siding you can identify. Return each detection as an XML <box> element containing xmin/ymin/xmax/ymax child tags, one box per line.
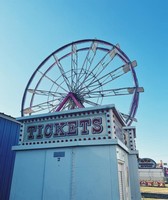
<box><xmin>0</xmin><ymin>116</ymin><xmax>20</xmax><ymax>200</ymax></box>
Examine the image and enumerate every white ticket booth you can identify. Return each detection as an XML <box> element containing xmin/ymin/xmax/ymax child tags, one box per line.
<box><xmin>10</xmin><ymin>105</ymin><xmax>141</xmax><ymax>200</ymax></box>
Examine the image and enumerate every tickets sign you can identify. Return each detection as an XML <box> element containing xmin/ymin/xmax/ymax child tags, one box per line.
<box><xmin>21</xmin><ymin>113</ymin><xmax>108</xmax><ymax>143</ymax></box>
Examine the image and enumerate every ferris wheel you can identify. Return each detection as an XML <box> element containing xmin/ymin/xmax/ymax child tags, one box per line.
<box><xmin>21</xmin><ymin>39</ymin><xmax>143</xmax><ymax>125</ymax></box>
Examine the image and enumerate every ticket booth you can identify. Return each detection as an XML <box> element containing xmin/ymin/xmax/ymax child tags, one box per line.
<box><xmin>10</xmin><ymin>104</ymin><xmax>141</xmax><ymax>200</ymax></box>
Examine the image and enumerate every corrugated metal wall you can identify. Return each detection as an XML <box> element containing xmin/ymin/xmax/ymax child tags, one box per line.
<box><xmin>0</xmin><ymin>114</ymin><xmax>20</xmax><ymax>200</ymax></box>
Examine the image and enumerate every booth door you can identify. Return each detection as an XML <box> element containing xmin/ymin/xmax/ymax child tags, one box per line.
<box><xmin>118</xmin><ymin>162</ymin><xmax>126</xmax><ymax>200</ymax></box>
<box><xmin>43</xmin><ymin>148</ymin><xmax>72</xmax><ymax>200</ymax></box>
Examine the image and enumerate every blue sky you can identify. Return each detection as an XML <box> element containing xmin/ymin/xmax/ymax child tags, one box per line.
<box><xmin>0</xmin><ymin>0</ymin><xmax>168</xmax><ymax>164</ymax></box>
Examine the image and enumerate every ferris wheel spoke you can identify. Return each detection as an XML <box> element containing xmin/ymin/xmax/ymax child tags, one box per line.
<box><xmin>56</xmin><ymin>99</ymin><xmax>75</xmax><ymax>111</ymax></box>
<box><xmin>71</xmin><ymin>44</ymin><xmax>78</xmax><ymax>90</ymax></box>
<box><xmin>77</xmin><ymin>44</ymin><xmax>119</xmax><ymax>91</ymax></box>
<box><xmin>90</xmin><ymin>44</ymin><xmax>119</xmax><ymax>78</ymax></box>
<box><xmin>80</xmin><ymin>60</ymin><xmax>137</xmax><ymax>92</ymax></box>
<box><xmin>53</xmin><ymin>54</ymin><xmax>71</xmax><ymax>91</ymax></box>
<box><xmin>83</xmin><ymin>99</ymin><xmax>100</xmax><ymax>107</ymax></box>
<box><xmin>49</xmin><ymin>101</ymin><xmax>69</xmax><ymax>112</ymax></box>
<box><xmin>23</xmin><ymin>98</ymin><xmax>63</xmax><ymax>114</ymax></box>
<box><xmin>76</xmin><ymin>47</ymin><xmax>110</xmax><ymax>91</ymax></box>
<box><xmin>76</xmin><ymin>41</ymin><xmax>98</xmax><ymax>86</ymax></box>
<box><xmin>38</xmin><ymin>70</ymin><xmax>68</xmax><ymax>93</ymax></box>
<box><xmin>80</xmin><ymin>79</ymin><xmax>103</xmax><ymax>94</ymax></box>
<box><xmin>28</xmin><ymin>89</ymin><xmax>66</xmax><ymax>97</ymax></box>
<box><xmin>83</xmin><ymin>46</ymin><xmax>119</xmax><ymax>87</ymax></box>
<box><xmin>32</xmin><ymin>62</ymin><xmax>56</xmax><ymax>96</ymax></box>
<box><xmin>83</xmin><ymin>87</ymin><xmax>144</xmax><ymax>98</ymax></box>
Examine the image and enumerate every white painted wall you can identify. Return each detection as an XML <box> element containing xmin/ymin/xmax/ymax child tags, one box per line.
<box><xmin>10</xmin><ymin>150</ymin><xmax>45</xmax><ymax>200</ymax></box>
<box><xmin>10</xmin><ymin>144</ymin><xmax>134</xmax><ymax>200</ymax></box>
<box><xmin>128</xmin><ymin>153</ymin><xmax>141</xmax><ymax>200</ymax></box>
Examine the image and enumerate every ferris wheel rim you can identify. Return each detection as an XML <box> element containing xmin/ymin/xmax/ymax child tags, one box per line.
<box><xmin>21</xmin><ymin>39</ymin><xmax>140</xmax><ymax>125</ymax></box>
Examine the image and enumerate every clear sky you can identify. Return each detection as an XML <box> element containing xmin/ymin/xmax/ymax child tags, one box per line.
<box><xmin>0</xmin><ymin>0</ymin><xmax>168</xmax><ymax>164</ymax></box>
